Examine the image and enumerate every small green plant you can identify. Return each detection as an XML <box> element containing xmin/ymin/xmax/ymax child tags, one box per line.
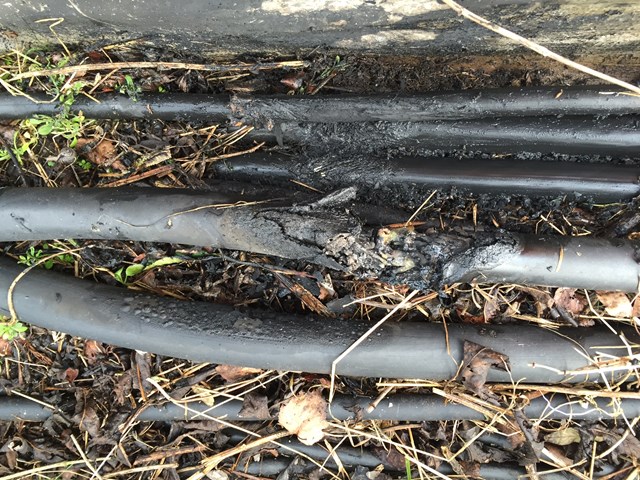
<box><xmin>18</xmin><ymin>244</ymin><xmax>74</xmax><ymax>269</ymax></box>
<box><xmin>114</xmin><ymin>256</ymin><xmax>183</xmax><ymax>284</ymax></box>
<box><xmin>118</xmin><ymin>74</ymin><xmax>141</xmax><ymax>101</ymax></box>
<box><xmin>76</xmin><ymin>158</ymin><xmax>92</xmax><ymax>171</ymax></box>
<box><xmin>0</xmin><ymin>317</ymin><xmax>28</xmax><ymax>341</ymax></box>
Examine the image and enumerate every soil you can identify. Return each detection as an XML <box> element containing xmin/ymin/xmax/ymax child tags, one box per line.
<box><xmin>0</xmin><ymin>45</ymin><xmax>639</xmax><ymax>479</ymax></box>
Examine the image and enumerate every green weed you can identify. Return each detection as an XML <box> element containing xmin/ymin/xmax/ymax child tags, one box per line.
<box><xmin>0</xmin><ymin>318</ymin><xmax>28</xmax><ymax>341</ymax></box>
<box><xmin>18</xmin><ymin>244</ymin><xmax>74</xmax><ymax>269</ymax></box>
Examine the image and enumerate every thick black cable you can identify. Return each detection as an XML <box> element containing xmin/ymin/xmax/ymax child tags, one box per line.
<box><xmin>230</xmin><ymin>86</ymin><xmax>640</xmax><ymax>124</ymax></box>
<box><xmin>246</xmin><ymin>115</ymin><xmax>640</xmax><ymax>155</ymax></box>
<box><xmin>1</xmin><ymin>258</ymin><xmax>638</xmax><ymax>383</ymax></box>
<box><xmin>211</xmin><ymin>152</ymin><xmax>640</xmax><ymax>201</ymax></box>
<box><xmin>0</xmin><ymin>93</ymin><xmax>229</xmax><ymax>123</ymax></box>
<box><xmin>1</xmin><ymin>86</ymin><xmax>638</xmax><ymax>123</ymax></box>
<box><xmin>2</xmin><ymin>393</ymin><xmax>638</xmax><ymax>422</ymax></box>
<box><xmin>1</xmin><ymin>187</ymin><xmax>639</xmax><ymax>292</ymax></box>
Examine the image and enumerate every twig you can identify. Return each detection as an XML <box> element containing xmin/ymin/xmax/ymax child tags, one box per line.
<box><xmin>0</xmin><ymin>458</ymin><xmax>108</xmax><ymax>480</ymax></box>
<box><xmin>100</xmin><ymin>164</ymin><xmax>173</xmax><ymax>188</ymax></box>
<box><xmin>440</xmin><ymin>0</ymin><xmax>640</xmax><ymax>95</ymax></box>
<box><xmin>9</xmin><ymin>60</ymin><xmax>308</xmax><ymax>82</ymax></box>
<box><xmin>329</xmin><ymin>290</ymin><xmax>419</xmax><ymax>403</ymax></box>
<box><xmin>145</xmin><ymin>378</ymin><xmax>341</xmax><ymax>480</ymax></box>
<box><xmin>70</xmin><ymin>434</ymin><xmax>104</xmax><ymax>480</ymax></box>
<box><xmin>7</xmin><ymin>247</ymin><xmax>86</xmax><ymax>323</ymax></box>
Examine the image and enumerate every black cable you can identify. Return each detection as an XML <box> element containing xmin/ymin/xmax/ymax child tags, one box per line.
<box><xmin>1</xmin><ymin>187</ymin><xmax>639</xmax><ymax>291</ymax></box>
<box><xmin>246</xmin><ymin>115</ymin><xmax>640</xmax><ymax>155</ymax></box>
<box><xmin>1</xmin><ymin>86</ymin><xmax>637</xmax><ymax>123</ymax></box>
<box><xmin>230</xmin><ymin>86</ymin><xmax>640</xmax><ymax>124</ymax></box>
<box><xmin>3</xmin><ymin>393</ymin><xmax>638</xmax><ymax>422</ymax></box>
<box><xmin>211</xmin><ymin>152</ymin><xmax>640</xmax><ymax>201</ymax></box>
<box><xmin>1</xmin><ymin>258</ymin><xmax>639</xmax><ymax>383</ymax></box>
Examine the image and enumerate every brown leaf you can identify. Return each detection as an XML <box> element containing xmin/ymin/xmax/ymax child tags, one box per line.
<box><xmin>0</xmin><ymin>339</ymin><xmax>12</xmax><ymax>357</ymax></box>
<box><xmin>76</xmin><ymin>138</ymin><xmax>125</xmax><ymax>171</ymax></box>
<box><xmin>215</xmin><ymin>365</ymin><xmax>263</xmax><ymax>383</ymax></box>
<box><xmin>459</xmin><ymin>341</ymin><xmax>510</xmax><ymax>400</ymax></box>
<box><xmin>518</xmin><ymin>286</ymin><xmax>553</xmax><ymax>317</ymax></box>
<box><xmin>64</xmin><ymin>368</ymin><xmax>79</xmax><ymax>384</ymax></box>
<box><xmin>278</xmin><ymin>390</ymin><xmax>328</xmax><ymax>445</ymax></box>
<box><xmin>238</xmin><ymin>393</ymin><xmax>270</xmax><ymax>420</ymax></box>
<box><xmin>483</xmin><ymin>295</ymin><xmax>500</xmax><ymax>321</ymax></box>
<box><xmin>372</xmin><ymin>446</ymin><xmax>406</xmax><ymax>470</ymax></box>
<box><xmin>553</xmin><ymin>288</ymin><xmax>587</xmax><ymax>316</ymax></box>
<box><xmin>280</xmin><ymin>72</ymin><xmax>305</xmax><ymax>90</ymax></box>
<box><xmin>77</xmin><ymin>405</ymin><xmax>101</xmax><ymax>438</ymax></box>
<box><xmin>633</xmin><ymin>296</ymin><xmax>640</xmax><ymax>318</ymax></box>
<box><xmin>83</xmin><ymin>340</ymin><xmax>103</xmax><ymax>365</ymax></box>
<box><xmin>596</xmin><ymin>291</ymin><xmax>632</xmax><ymax>318</ymax></box>
<box><xmin>592</xmin><ymin>425</ymin><xmax>640</xmax><ymax>460</ymax></box>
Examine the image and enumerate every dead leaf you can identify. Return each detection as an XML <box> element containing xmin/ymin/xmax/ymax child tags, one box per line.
<box><xmin>483</xmin><ymin>294</ymin><xmax>500</xmax><ymax>321</ymax></box>
<box><xmin>592</xmin><ymin>425</ymin><xmax>640</xmax><ymax>460</ymax></box>
<box><xmin>544</xmin><ymin>427</ymin><xmax>581</xmax><ymax>446</ymax></box>
<box><xmin>517</xmin><ymin>286</ymin><xmax>553</xmax><ymax>317</ymax></box>
<box><xmin>459</xmin><ymin>341</ymin><xmax>510</xmax><ymax>401</ymax></box>
<box><xmin>238</xmin><ymin>393</ymin><xmax>270</xmax><ymax>420</ymax></box>
<box><xmin>596</xmin><ymin>291</ymin><xmax>632</xmax><ymax>318</ymax></box>
<box><xmin>76</xmin><ymin>405</ymin><xmax>101</xmax><ymax>438</ymax></box>
<box><xmin>372</xmin><ymin>446</ymin><xmax>406</xmax><ymax>470</ymax></box>
<box><xmin>633</xmin><ymin>296</ymin><xmax>640</xmax><ymax>318</ymax></box>
<box><xmin>215</xmin><ymin>365</ymin><xmax>263</xmax><ymax>383</ymax></box>
<box><xmin>64</xmin><ymin>368</ymin><xmax>79</xmax><ymax>384</ymax></box>
<box><xmin>553</xmin><ymin>288</ymin><xmax>587</xmax><ymax>316</ymax></box>
<box><xmin>83</xmin><ymin>340</ymin><xmax>103</xmax><ymax>365</ymax></box>
<box><xmin>278</xmin><ymin>390</ymin><xmax>328</xmax><ymax>445</ymax></box>
<box><xmin>191</xmin><ymin>385</ymin><xmax>215</xmax><ymax>407</ymax></box>
<box><xmin>281</xmin><ymin>72</ymin><xmax>305</xmax><ymax>90</ymax></box>
<box><xmin>75</xmin><ymin>138</ymin><xmax>125</xmax><ymax>171</ymax></box>
<box><xmin>0</xmin><ymin>339</ymin><xmax>12</xmax><ymax>357</ymax></box>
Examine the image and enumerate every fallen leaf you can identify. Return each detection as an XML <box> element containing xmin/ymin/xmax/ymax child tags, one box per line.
<box><xmin>0</xmin><ymin>339</ymin><xmax>12</xmax><ymax>357</ymax></box>
<box><xmin>591</xmin><ymin>425</ymin><xmax>640</xmax><ymax>461</ymax></box>
<box><xmin>278</xmin><ymin>390</ymin><xmax>328</xmax><ymax>445</ymax></box>
<box><xmin>483</xmin><ymin>294</ymin><xmax>500</xmax><ymax>321</ymax></box>
<box><xmin>238</xmin><ymin>393</ymin><xmax>270</xmax><ymax>420</ymax></box>
<box><xmin>459</xmin><ymin>341</ymin><xmax>510</xmax><ymax>401</ymax></box>
<box><xmin>596</xmin><ymin>291</ymin><xmax>632</xmax><ymax>318</ymax></box>
<box><xmin>518</xmin><ymin>286</ymin><xmax>553</xmax><ymax>317</ymax></box>
<box><xmin>544</xmin><ymin>427</ymin><xmax>581</xmax><ymax>445</ymax></box>
<box><xmin>75</xmin><ymin>138</ymin><xmax>125</xmax><ymax>171</ymax></box>
<box><xmin>281</xmin><ymin>72</ymin><xmax>305</xmax><ymax>90</ymax></box>
<box><xmin>83</xmin><ymin>340</ymin><xmax>103</xmax><ymax>365</ymax></box>
<box><xmin>191</xmin><ymin>385</ymin><xmax>215</xmax><ymax>407</ymax></box>
<box><xmin>64</xmin><ymin>368</ymin><xmax>79</xmax><ymax>384</ymax></box>
<box><xmin>553</xmin><ymin>288</ymin><xmax>587</xmax><ymax>316</ymax></box>
<box><xmin>633</xmin><ymin>296</ymin><xmax>640</xmax><ymax>319</ymax></box>
<box><xmin>215</xmin><ymin>365</ymin><xmax>263</xmax><ymax>383</ymax></box>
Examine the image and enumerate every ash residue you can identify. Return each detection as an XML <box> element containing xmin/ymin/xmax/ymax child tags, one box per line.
<box><xmin>324</xmin><ymin>226</ymin><xmax>479</xmax><ymax>290</ymax></box>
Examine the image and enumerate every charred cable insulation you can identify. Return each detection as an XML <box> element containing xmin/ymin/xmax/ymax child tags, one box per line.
<box><xmin>0</xmin><ymin>86</ymin><xmax>638</xmax><ymax>123</ymax></box>
<box><xmin>1</xmin><ymin>87</ymin><xmax>639</xmax><ymax>155</ymax></box>
<box><xmin>2</xmin><ymin>393</ymin><xmax>639</xmax><ymax>422</ymax></box>
<box><xmin>244</xmin><ymin>115</ymin><xmax>640</xmax><ymax>155</ymax></box>
<box><xmin>1</xmin><ymin>257</ymin><xmax>639</xmax><ymax>383</ymax></box>
<box><xmin>1</xmin><ymin>187</ymin><xmax>639</xmax><ymax>292</ymax></box>
<box><xmin>210</xmin><ymin>152</ymin><xmax>640</xmax><ymax>201</ymax></box>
